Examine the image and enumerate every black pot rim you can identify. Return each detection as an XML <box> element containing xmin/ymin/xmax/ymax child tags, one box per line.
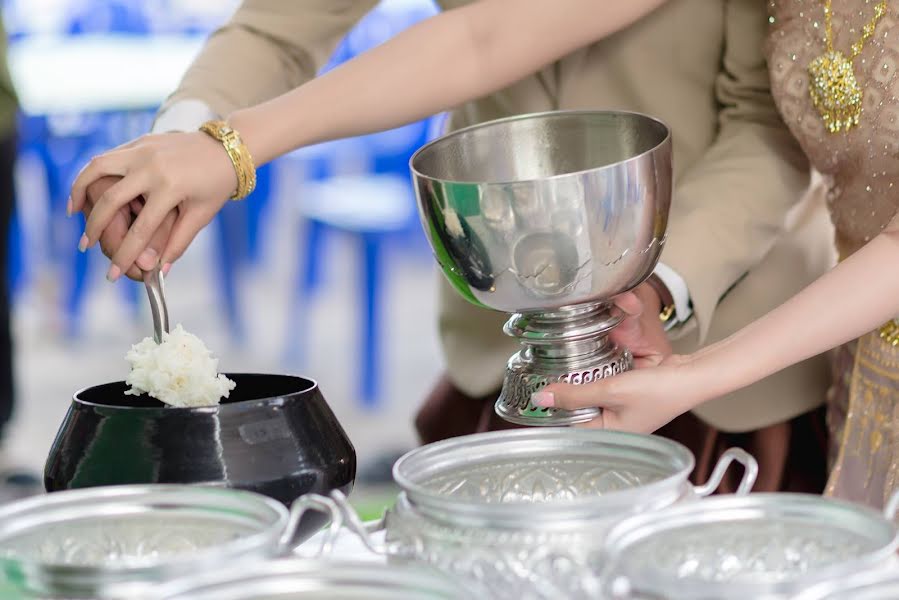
<box><xmin>72</xmin><ymin>373</ymin><xmax>319</xmax><ymax>414</ymax></box>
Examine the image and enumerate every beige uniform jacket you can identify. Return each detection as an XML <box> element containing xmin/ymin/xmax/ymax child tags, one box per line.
<box><xmin>163</xmin><ymin>0</ymin><xmax>836</xmax><ymax>432</ymax></box>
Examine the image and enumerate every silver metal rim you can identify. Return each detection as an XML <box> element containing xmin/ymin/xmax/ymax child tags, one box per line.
<box><xmin>792</xmin><ymin>565</ymin><xmax>899</xmax><ymax>600</ymax></box>
<box><xmin>409</xmin><ymin>109</ymin><xmax>672</xmax><ymax>186</ymax></box>
<box><xmin>0</xmin><ymin>485</ymin><xmax>288</xmax><ymax>594</ymax></box>
<box><xmin>392</xmin><ymin>428</ymin><xmax>695</xmax><ymax>528</ymax></box>
<box><xmin>153</xmin><ymin>558</ymin><xmax>474</xmax><ymax>600</ymax></box>
<box><xmin>601</xmin><ymin>493</ymin><xmax>899</xmax><ymax>597</ymax></box>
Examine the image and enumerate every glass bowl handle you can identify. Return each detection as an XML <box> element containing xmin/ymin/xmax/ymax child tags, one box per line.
<box><xmin>693</xmin><ymin>447</ymin><xmax>758</xmax><ymax>497</ymax></box>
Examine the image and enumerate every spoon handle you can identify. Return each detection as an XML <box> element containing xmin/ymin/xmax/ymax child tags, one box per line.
<box><xmin>143</xmin><ymin>267</ymin><xmax>170</xmax><ymax>344</ymax></box>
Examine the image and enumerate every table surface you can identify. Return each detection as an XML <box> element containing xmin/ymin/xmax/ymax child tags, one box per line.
<box><xmin>8</xmin><ymin>33</ymin><xmax>205</xmax><ymax>115</ymax></box>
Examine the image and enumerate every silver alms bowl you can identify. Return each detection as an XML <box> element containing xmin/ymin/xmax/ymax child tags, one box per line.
<box><xmin>411</xmin><ymin>110</ymin><xmax>672</xmax><ymax>425</ymax></box>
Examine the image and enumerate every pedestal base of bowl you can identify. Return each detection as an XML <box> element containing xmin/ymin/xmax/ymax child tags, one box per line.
<box><xmin>495</xmin><ymin>303</ymin><xmax>634</xmax><ymax>426</ymax></box>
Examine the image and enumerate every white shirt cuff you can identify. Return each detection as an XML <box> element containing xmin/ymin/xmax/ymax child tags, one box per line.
<box><xmin>152</xmin><ymin>99</ymin><xmax>218</xmax><ymax>134</ymax></box>
<box><xmin>653</xmin><ymin>262</ymin><xmax>693</xmax><ymax>328</ymax></box>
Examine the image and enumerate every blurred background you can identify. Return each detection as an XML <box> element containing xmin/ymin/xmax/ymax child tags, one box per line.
<box><xmin>1</xmin><ymin>0</ymin><xmax>446</xmax><ymax>516</ymax></box>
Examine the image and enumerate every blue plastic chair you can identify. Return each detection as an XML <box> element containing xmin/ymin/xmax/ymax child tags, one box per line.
<box><xmin>284</xmin><ymin>0</ymin><xmax>439</xmax><ymax>407</ymax></box>
<box><xmin>211</xmin><ymin>162</ymin><xmax>272</xmax><ymax>342</ymax></box>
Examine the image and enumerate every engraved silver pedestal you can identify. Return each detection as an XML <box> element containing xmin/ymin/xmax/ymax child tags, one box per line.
<box><xmin>497</xmin><ymin>303</ymin><xmax>633</xmax><ymax>426</ymax></box>
<box><xmin>411</xmin><ymin>110</ymin><xmax>672</xmax><ymax>427</ymax></box>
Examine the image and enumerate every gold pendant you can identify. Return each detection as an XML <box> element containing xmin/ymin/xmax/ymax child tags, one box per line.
<box><xmin>808</xmin><ymin>50</ymin><xmax>863</xmax><ymax>133</ymax></box>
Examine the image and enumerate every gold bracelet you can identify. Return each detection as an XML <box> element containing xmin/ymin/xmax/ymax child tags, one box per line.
<box><xmin>199</xmin><ymin>120</ymin><xmax>256</xmax><ymax>200</ymax></box>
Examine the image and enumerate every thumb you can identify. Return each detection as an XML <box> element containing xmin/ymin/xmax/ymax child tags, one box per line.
<box><xmin>610</xmin><ymin>291</ymin><xmax>648</xmax><ymax>353</ymax></box>
<box><xmin>135</xmin><ymin>208</ymin><xmax>178</xmax><ymax>272</ymax></box>
<box><xmin>532</xmin><ymin>380</ymin><xmax>621</xmax><ymax>412</ymax></box>
<box><xmin>613</xmin><ymin>291</ymin><xmax>644</xmax><ymax>318</ymax></box>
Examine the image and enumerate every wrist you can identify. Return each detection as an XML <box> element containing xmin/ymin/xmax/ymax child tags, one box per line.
<box><xmin>198</xmin><ymin>121</ymin><xmax>255</xmax><ymax>200</ymax></box>
<box><xmin>228</xmin><ymin>109</ymin><xmax>269</xmax><ymax>167</ymax></box>
<box><xmin>665</xmin><ymin>353</ymin><xmax>714</xmax><ymax>412</ymax></box>
<box><xmin>643</xmin><ymin>274</ymin><xmax>675</xmax><ymax>325</ymax></box>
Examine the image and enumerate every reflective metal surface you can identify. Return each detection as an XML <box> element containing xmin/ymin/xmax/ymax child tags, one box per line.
<box><xmin>44</xmin><ymin>374</ymin><xmax>356</xmax><ymax>537</ymax></box>
<box><xmin>791</xmin><ymin>565</ymin><xmax>899</xmax><ymax>600</ymax></box>
<box><xmin>0</xmin><ymin>485</ymin><xmax>289</xmax><ymax>598</ymax></box>
<box><xmin>301</xmin><ymin>430</ymin><xmax>756</xmax><ymax>599</ymax></box>
<box><xmin>411</xmin><ymin>110</ymin><xmax>672</xmax><ymax>425</ymax></box>
<box><xmin>393</xmin><ymin>429</ymin><xmax>700</xmax><ymax>528</ymax></box>
<box><xmin>142</xmin><ymin>266</ymin><xmax>169</xmax><ymax>344</ymax></box>
<box><xmin>600</xmin><ymin>493</ymin><xmax>899</xmax><ymax>599</ymax></box>
<box><xmin>153</xmin><ymin>559</ymin><xmax>475</xmax><ymax>600</ymax></box>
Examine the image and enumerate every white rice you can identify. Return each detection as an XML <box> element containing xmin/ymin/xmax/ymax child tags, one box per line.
<box><xmin>124</xmin><ymin>324</ymin><xmax>235</xmax><ymax>408</ymax></box>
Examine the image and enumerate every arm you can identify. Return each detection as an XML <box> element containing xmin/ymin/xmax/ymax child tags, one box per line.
<box><xmin>160</xmin><ymin>0</ymin><xmax>379</xmax><ymax>122</ymax></box>
<box><xmin>81</xmin><ymin>0</ymin><xmax>378</xmax><ymax>281</ymax></box>
<box><xmin>228</xmin><ymin>0</ymin><xmax>671</xmax><ymax>164</ymax></box>
<box><xmin>70</xmin><ymin>0</ymin><xmax>671</xmax><ymax>279</ymax></box>
<box><xmin>656</xmin><ymin>0</ymin><xmax>810</xmax><ymax>342</ymax></box>
<box><xmin>539</xmin><ymin>216</ymin><xmax>899</xmax><ymax>433</ymax></box>
<box><xmin>688</xmin><ymin>218</ymin><xmax>899</xmax><ymax>401</ymax></box>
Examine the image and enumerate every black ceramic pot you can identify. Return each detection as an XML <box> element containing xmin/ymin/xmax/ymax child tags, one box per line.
<box><xmin>44</xmin><ymin>374</ymin><xmax>356</xmax><ymax>541</ymax></box>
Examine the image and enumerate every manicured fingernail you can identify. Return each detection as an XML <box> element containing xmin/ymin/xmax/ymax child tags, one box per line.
<box><xmin>161</xmin><ymin>263</ymin><xmax>172</xmax><ymax>276</ymax></box>
<box><xmin>532</xmin><ymin>391</ymin><xmax>555</xmax><ymax>408</ymax></box>
<box><xmin>106</xmin><ymin>264</ymin><xmax>121</xmax><ymax>283</ymax></box>
<box><xmin>136</xmin><ymin>248</ymin><xmax>158</xmax><ymax>271</ymax></box>
<box><xmin>66</xmin><ymin>197</ymin><xmax>72</xmax><ymax>217</ymax></box>
<box><xmin>77</xmin><ymin>234</ymin><xmax>89</xmax><ymax>252</ymax></box>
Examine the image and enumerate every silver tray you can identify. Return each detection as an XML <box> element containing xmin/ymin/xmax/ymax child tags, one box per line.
<box><xmin>152</xmin><ymin>558</ymin><xmax>475</xmax><ymax>600</ymax></box>
<box><xmin>600</xmin><ymin>493</ymin><xmax>899</xmax><ymax>599</ymax></box>
<box><xmin>0</xmin><ymin>485</ymin><xmax>297</xmax><ymax>598</ymax></box>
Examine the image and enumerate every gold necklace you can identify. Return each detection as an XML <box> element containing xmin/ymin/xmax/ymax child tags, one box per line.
<box><xmin>808</xmin><ymin>0</ymin><xmax>887</xmax><ymax>133</ymax></box>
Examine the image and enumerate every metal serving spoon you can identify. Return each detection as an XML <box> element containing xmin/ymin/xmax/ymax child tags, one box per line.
<box><xmin>143</xmin><ymin>266</ymin><xmax>170</xmax><ymax>344</ymax></box>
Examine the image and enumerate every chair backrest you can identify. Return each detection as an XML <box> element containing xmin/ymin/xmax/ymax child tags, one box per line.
<box><xmin>319</xmin><ymin>0</ymin><xmax>440</xmax><ymax>177</ymax></box>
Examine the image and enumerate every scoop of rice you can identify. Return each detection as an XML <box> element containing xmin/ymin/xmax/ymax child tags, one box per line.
<box><xmin>125</xmin><ymin>324</ymin><xmax>235</xmax><ymax>408</ymax></box>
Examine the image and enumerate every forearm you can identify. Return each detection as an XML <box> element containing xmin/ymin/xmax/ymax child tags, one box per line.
<box><xmin>160</xmin><ymin>0</ymin><xmax>377</xmax><ymax>119</ymax></box>
<box><xmin>228</xmin><ymin>0</ymin><xmax>667</xmax><ymax>165</ymax></box>
<box><xmin>685</xmin><ymin>221</ymin><xmax>899</xmax><ymax>405</ymax></box>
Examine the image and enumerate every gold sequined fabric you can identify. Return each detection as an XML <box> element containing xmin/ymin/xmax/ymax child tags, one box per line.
<box><xmin>767</xmin><ymin>0</ymin><xmax>899</xmax><ymax>511</ymax></box>
<box><xmin>768</xmin><ymin>0</ymin><xmax>899</xmax><ymax>257</ymax></box>
<box><xmin>824</xmin><ymin>333</ymin><xmax>899</xmax><ymax>508</ymax></box>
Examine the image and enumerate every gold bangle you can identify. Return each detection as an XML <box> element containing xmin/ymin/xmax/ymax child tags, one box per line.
<box><xmin>199</xmin><ymin>120</ymin><xmax>256</xmax><ymax>200</ymax></box>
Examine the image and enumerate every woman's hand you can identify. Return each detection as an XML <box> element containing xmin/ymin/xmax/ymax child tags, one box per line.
<box><xmin>79</xmin><ymin>176</ymin><xmax>179</xmax><ymax>281</ymax></box>
<box><xmin>69</xmin><ymin>131</ymin><xmax>236</xmax><ymax>281</ymax></box>
<box><xmin>530</xmin><ymin>284</ymin><xmax>695</xmax><ymax>434</ymax></box>
<box><xmin>533</xmin><ymin>355</ymin><xmax>697</xmax><ymax>433</ymax></box>
<box><xmin>608</xmin><ymin>282</ymin><xmax>673</xmax><ymax>369</ymax></box>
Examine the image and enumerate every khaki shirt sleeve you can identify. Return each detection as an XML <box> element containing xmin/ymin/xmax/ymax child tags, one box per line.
<box><xmin>661</xmin><ymin>0</ymin><xmax>810</xmax><ymax>342</ymax></box>
<box><xmin>161</xmin><ymin>0</ymin><xmax>380</xmax><ymax>117</ymax></box>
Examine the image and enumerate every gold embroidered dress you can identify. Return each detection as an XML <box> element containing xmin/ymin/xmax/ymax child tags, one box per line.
<box><xmin>768</xmin><ymin>0</ymin><xmax>899</xmax><ymax>509</ymax></box>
